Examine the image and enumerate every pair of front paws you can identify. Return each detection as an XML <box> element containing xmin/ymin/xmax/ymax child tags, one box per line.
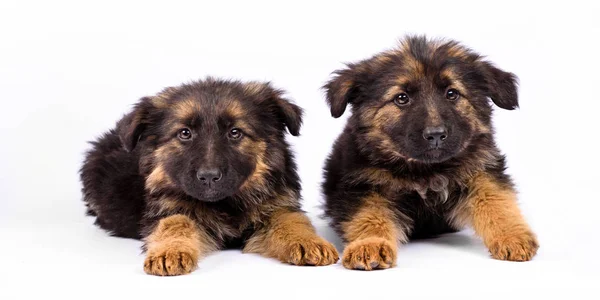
<box><xmin>144</xmin><ymin>237</ymin><xmax>339</xmax><ymax>276</ymax></box>
<box><xmin>341</xmin><ymin>232</ymin><xmax>539</xmax><ymax>271</ymax></box>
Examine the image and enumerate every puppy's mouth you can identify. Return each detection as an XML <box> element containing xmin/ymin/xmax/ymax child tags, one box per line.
<box><xmin>196</xmin><ymin>190</ymin><xmax>227</xmax><ymax>202</ymax></box>
<box><xmin>412</xmin><ymin>147</ymin><xmax>456</xmax><ymax>164</ymax></box>
<box><xmin>182</xmin><ymin>185</ymin><xmax>233</xmax><ymax>202</ymax></box>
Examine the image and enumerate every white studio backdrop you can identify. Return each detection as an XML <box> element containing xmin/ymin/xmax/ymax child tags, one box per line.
<box><xmin>0</xmin><ymin>1</ymin><xmax>599</xmax><ymax>299</ymax></box>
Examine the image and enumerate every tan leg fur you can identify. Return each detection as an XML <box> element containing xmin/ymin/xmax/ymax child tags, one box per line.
<box><xmin>340</xmin><ymin>193</ymin><xmax>408</xmax><ymax>270</ymax></box>
<box><xmin>144</xmin><ymin>214</ymin><xmax>217</xmax><ymax>276</ymax></box>
<box><xmin>243</xmin><ymin>210</ymin><xmax>339</xmax><ymax>266</ymax></box>
<box><xmin>450</xmin><ymin>174</ymin><xmax>539</xmax><ymax>261</ymax></box>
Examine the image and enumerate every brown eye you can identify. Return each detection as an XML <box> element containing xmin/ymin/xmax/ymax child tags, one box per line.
<box><xmin>446</xmin><ymin>89</ymin><xmax>460</xmax><ymax>101</ymax></box>
<box><xmin>394</xmin><ymin>93</ymin><xmax>410</xmax><ymax>106</ymax></box>
<box><xmin>228</xmin><ymin>128</ymin><xmax>243</xmax><ymax>140</ymax></box>
<box><xmin>178</xmin><ymin>128</ymin><xmax>192</xmax><ymax>140</ymax></box>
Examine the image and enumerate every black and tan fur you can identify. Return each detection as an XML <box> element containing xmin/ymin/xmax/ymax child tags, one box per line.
<box><xmin>81</xmin><ymin>78</ymin><xmax>338</xmax><ymax>276</ymax></box>
<box><xmin>322</xmin><ymin>36</ymin><xmax>538</xmax><ymax>270</ymax></box>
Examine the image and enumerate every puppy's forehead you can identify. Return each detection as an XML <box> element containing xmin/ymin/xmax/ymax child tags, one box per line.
<box><xmin>169</xmin><ymin>95</ymin><xmax>252</xmax><ymax>123</ymax></box>
<box><xmin>389</xmin><ymin>38</ymin><xmax>477</xmax><ymax>84</ymax></box>
<box><xmin>157</xmin><ymin>82</ymin><xmax>243</xmax><ymax>118</ymax></box>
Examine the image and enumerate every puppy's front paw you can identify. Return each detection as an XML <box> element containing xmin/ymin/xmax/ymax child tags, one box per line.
<box><xmin>283</xmin><ymin>237</ymin><xmax>339</xmax><ymax>266</ymax></box>
<box><xmin>342</xmin><ymin>237</ymin><xmax>397</xmax><ymax>270</ymax></box>
<box><xmin>487</xmin><ymin>231</ymin><xmax>539</xmax><ymax>261</ymax></box>
<box><xmin>144</xmin><ymin>245</ymin><xmax>198</xmax><ymax>276</ymax></box>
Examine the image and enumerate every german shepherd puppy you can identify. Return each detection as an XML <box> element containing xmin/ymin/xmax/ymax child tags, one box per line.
<box><xmin>322</xmin><ymin>36</ymin><xmax>538</xmax><ymax>270</ymax></box>
<box><xmin>81</xmin><ymin>78</ymin><xmax>338</xmax><ymax>276</ymax></box>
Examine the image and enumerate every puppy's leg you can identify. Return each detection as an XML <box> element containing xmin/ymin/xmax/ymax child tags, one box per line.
<box><xmin>340</xmin><ymin>193</ymin><xmax>410</xmax><ymax>270</ymax></box>
<box><xmin>143</xmin><ymin>214</ymin><xmax>217</xmax><ymax>276</ymax></box>
<box><xmin>451</xmin><ymin>174</ymin><xmax>538</xmax><ymax>261</ymax></box>
<box><xmin>243</xmin><ymin>209</ymin><xmax>339</xmax><ymax>266</ymax></box>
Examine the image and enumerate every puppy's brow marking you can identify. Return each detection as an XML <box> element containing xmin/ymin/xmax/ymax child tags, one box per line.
<box><xmin>440</xmin><ymin>69</ymin><xmax>468</xmax><ymax>95</ymax></box>
<box><xmin>174</xmin><ymin>98</ymin><xmax>201</xmax><ymax>121</ymax></box>
<box><xmin>226</xmin><ymin>101</ymin><xmax>245</xmax><ymax>119</ymax></box>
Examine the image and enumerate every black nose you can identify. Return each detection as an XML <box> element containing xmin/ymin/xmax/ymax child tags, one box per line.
<box><xmin>423</xmin><ymin>126</ymin><xmax>448</xmax><ymax>146</ymax></box>
<box><xmin>196</xmin><ymin>169</ymin><xmax>222</xmax><ymax>183</ymax></box>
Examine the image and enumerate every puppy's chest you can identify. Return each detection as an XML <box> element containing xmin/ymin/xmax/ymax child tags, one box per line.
<box><xmin>384</xmin><ymin>175</ymin><xmax>467</xmax><ymax>209</ymax></box>
<box><xmin>147</xmin><ymin>196</ymin><xmax>254</xmax><ymax>239</ymax></box>
<box><xmin>191</xmin><ymin>203</ymin><xmax>257</xmax><ymax>240</ymax></box>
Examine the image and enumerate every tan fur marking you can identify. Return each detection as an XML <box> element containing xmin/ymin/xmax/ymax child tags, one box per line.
<box><xmin>360</xmin><ymin>100</ymin><xmax>408</xmax><ymax>161</ymax></box>
<box><xmin>145</xmin><ymin>164</ymin><xmax>174</xmax><ymax>194</ymax></box>
<box><xmin>372</xmin><ymin>104</ymin><xmax>402</xmax><ymax>128</ymax></box>
<box><xmin>437</xmin><ymin>69</ymin><xmax>489</xmax><ymax>133</ymax></box>
<box><xmin>425</xmin><ymin>100</ymin><xmax>442</xmax><ymax>125</ymax></box>
<box><xmin>145</xmin><ymin>141</ymin><xmax>181</xmax><ymax>194</ymax></box>
<box><xmin>173</xmin><ymin>98</ymin><xmax>201</xmax><ymax>120</ymax></box>
<box><xmin>449</xmin><ymin>174</ymin><xmax>538</xmax><ymax>261</ymax></box>
<box><xmin>144</xmin><ymin>215</ymin><xmax>217</xmax><ymax>276</ymax></box>
<box><xmin>456</xmin><ymin>98</ymin><xmax>490</xmax><ymax>134</ymax></box>
<box><xmin>154</xmin><ymin>196</ymin><xmax>195</xmax><ymax>216</ymax></box>
<box><xmin>364</xmin><ymin>130</ymin><xmax>406</xmax><ymax>159</ymax></box>
<box><xmin>342</xmin><ymin>237</ymin><xmax>397</xmax><ymax>270</ymax></box>
<box><xmin>340</xmin><ymin>194</ymin><xmax>407</xmax><ymax>270</ymax></box>
<box><xmin>384</xmin><ymin>85</ymin><xmax>403</xmax><ymax>101</ymax></box>
<box><xmin>243</xmin><ymin>210</ymin><xmax>339</xmax><ymax>266</ymax></box>
<box><xmin>441</xmin><ymin>69</ymin><xmax>468</xmax><ymax>95</ymax></box>
<box><xmin>239</xmin><ymin>140</ymin><xmax>270</xmax><ymax>191</ymax></box>
<box><xmin>347</xmin><ymin>167</ymin><xmax>420</xmax><ymax>192</ymax></box>
<box><xmin>154</xmin><ymin>140</ymin><xmax>182</xmax><ymax>159</ymax></box>
<box><xmin>342</xmin><ymin>194</ymin><xmax>405</xmax><ymax>243</ymax></box>
<box><xmin>226</xmin><ymin>101</ymin><xmax>245</xmax><ymax>119</ymax></box>
<box><xmin>336</xmin><ymin>80</ymin><xmax>354</xmax><ymax>101</ymax></box>
<box><xmin>374</xmin><ymin>53</ymin><xmax>394</xmax><ymax>65</ymax></box>
<box><xmin>149</xmin><ymin>87</ymin><xmax>179</xmax><ymax>109</ymax></box>
<box><xmin>402</xmin><ymin>53</ymin><xmax>424</xmax><ymax>78</ymax></box>
<box><xmin>446</xmin><ymin>44</ymin><xmax>469</xmax><ymax>59</ymax></box>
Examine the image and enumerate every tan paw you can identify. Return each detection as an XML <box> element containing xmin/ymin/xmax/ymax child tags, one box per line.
<box><xmin>144</xmin><ymin>246</ymin><xmax>198</xmax><ymax>276</ymax></box>
<box><xmin>487</xmin><ymin>231</ymin><xmax>539</xmax><ymax>261</ymax></box>
<box><xmin>282</xmin><ymin>237</ymin><xmax>339</xmax><ymax>266</ymax></box>
<box><xmin>342</xmin><ymin>237</ymin><xmax>397</xmax><ymax>270</ymax></box>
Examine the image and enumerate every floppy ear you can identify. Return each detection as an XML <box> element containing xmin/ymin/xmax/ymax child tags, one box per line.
<box><xmin>274</xmin><ymin>96</ymin><xmax>303</xmax><ymax>136</ymax></box>
<box><xmin>116</xmin><ymin>97</ymin><xmax>155</xmax><ymax>152</ymax></box>
<box><xmin>269</xmin><ymin>89</ymin><xmax>303</xmax><ymax>136</ymax></box>
<box><xmin>480</xmin><ymin>62</ymin><xmax>519</xmax><ymax>110</ymax></box>
<box><xmin>251</xmin><ymin>83</ymin><xmax>304</xmax><ymax>136</ymax></box>
<box><xmin>323</xmin><ymin>64</ymin><xmax>361</xmax><ymax>118</ymax></box>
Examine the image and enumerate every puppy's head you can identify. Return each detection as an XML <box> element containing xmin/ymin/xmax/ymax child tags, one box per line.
<box><xmin>117</xmin><ymin>78</ymin><xmax>302</xmax><ymax>202</ymax></box>
<box><xmin>324</xmin><ymin>36</ymin><xmax>518</xmax><ymax>163</ymax></box>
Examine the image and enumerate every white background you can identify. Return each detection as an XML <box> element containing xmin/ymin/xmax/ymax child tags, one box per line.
<box><xmin>1</xmin><ymin>0</ymin><xmax>599</xmax><ymax>299</ymax></box>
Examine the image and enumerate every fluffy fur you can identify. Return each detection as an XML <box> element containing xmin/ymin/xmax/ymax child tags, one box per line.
<box><xmin>81</xmin><ymin>78</ymin><xmax>338</xmax><ymax>276</ymax></box>
<box><xmin>322</xmin><ymin>36</ymin><xmax>538</xmax><ymax>270</ymax></box>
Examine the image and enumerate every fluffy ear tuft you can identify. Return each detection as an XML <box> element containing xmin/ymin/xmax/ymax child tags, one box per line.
<box><xmin>116</xmin><ymin>97</ymin><xmax>156</xmax><ymax>151</ymax></box>
<box><xmin>480</xmin><ymin>62</ymin><xmax>519</xmax><ymax>110</ymax></box>
<box><xmin>323</xmin><ymin>65</ymin><xmax>359</xmax><ymax>118</ymax></box>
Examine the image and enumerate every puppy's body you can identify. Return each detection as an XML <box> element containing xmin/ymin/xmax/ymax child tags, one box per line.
<box><xmin>81</xmin><ymin>79</ymin><xmax>338</xmax><ymax>275</ymax></box>
<box><xmin>322</xmin><ymin>36</ymin><xmax>538</xmax><ymax>270</ymax></box>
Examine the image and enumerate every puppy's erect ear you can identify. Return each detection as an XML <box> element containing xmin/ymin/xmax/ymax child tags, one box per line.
<box><xmin>116</xmin><ymin>97</ymin><xmax>156</xmax><ymax>152</ymax></box>
<box><xmin>323</xmin><ymin>63</ymin><xmax>362</xmax><ymax>118</ymax></box>
<box><xmin>252</xmin><ymin>83</ymin><xmax>303</xmax><ymax>136</ymax></box>
<box><xmin>480</xmin><ymin>61</ymin><xmax>519</xmax><ymax>110</ymax></box>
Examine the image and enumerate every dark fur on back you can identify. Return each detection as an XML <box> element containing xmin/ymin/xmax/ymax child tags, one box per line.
<box><xmin>80</xmin><ymin>78</ymin><xmax>304</xmax><ymax>247</ymax></box>
<box><xmin>322</xmin><ymin>36</ymin><xmax>518</xmax><ymax>240</ymax></box>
